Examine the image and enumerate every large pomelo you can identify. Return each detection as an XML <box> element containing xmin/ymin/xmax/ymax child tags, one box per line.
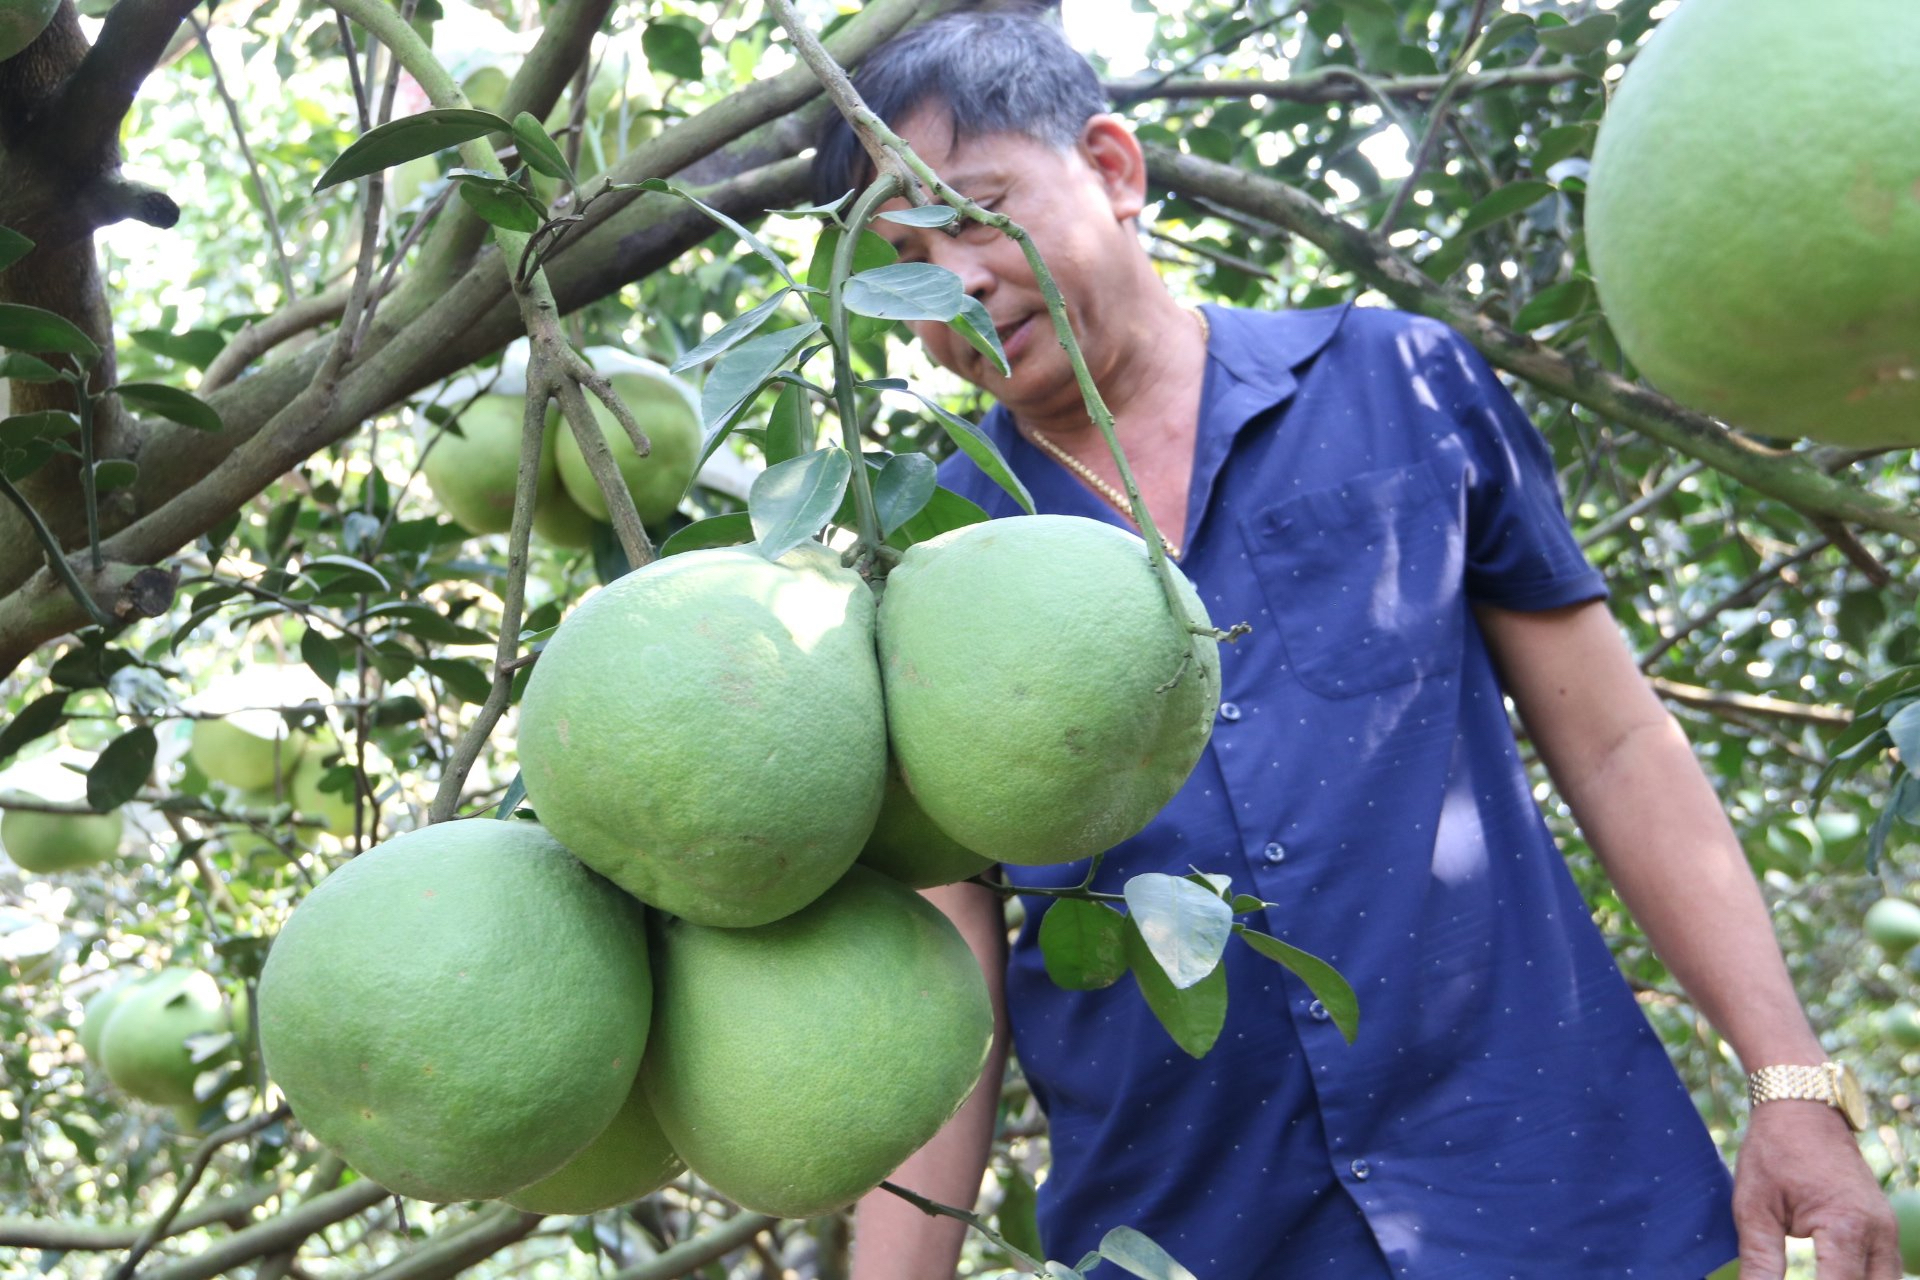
<box><xmin>502</xmin><ymin>1078</ymin><xmax>684</xmax><ymax>1214</ymax></box>
<box><xmin>517</xmin><ymin>542</ymin><xmax>886</xmax><ymax>928</ymax></box>
<box><xmin>99</xmin><ymin>968</ymin><xmax>233</xmax><ymax>1106</ymax></box>
<box><xmin>857</xmin><ymin>760</ymin><xmax>996</xmax><ymax>890</ymax></box>
<box><xmin>1585</xmin><ymin>0</ymin><xmax>1920</xmax><ymax>447</ymax></box>
<box><xmin>79</xmin><ymin>972</ymin><xmax>149</xmax><ymax>1066</ymax></box>
<box><xmin>256</xmin><ymin>820</ymin><xmax>652</xmax><ymax>1201</ymax></box>
<box><xmin>553</xmin><ymin>365</ymin><xmax>701</xmax><ymax>525</ymax></box>
<box><xmin>878</xmin><ymin>515</ymin><xmax>1220</xmax><ymax>866</ymax></box>
<box><xmin>421</xmin><ymin>393</ymin><xmax>598</xmax><ymax>547</ymax></box>
<box><xmin>189</xmin><ymin>717</ymin><xmax>307</xmax><ymax>793</ymax></box>
<box><xmin>642</xmin><ymin>867</ymin><xmax>993</xmax><ymax>1218</ymax></box>
<box><xmin>1</xmin><ymin>803</ymin><xmax>123</xmax><ymax>873</ymax></box>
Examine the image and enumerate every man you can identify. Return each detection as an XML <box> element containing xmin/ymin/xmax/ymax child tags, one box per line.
<box><xmin>809</xmin><ymin>12</ymin><xmax>1898</xmax><ymax>1278</ymax></box>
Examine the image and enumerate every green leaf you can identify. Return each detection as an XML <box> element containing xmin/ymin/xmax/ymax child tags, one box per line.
<box><xmin>1124</xmin><ymin>919</ymin><xmax>1227</xmax><ymax>1058</ymax></box>
<box><xmin>950</xmin><ymin>295</ymin><xmax>1010</xmax><ymax>377</ymax></box>
<box><xmin>87</xmin><ymin>726</ymin><xmax>157</xmax><ymax>811</ymax></box>
<box><xmin>843</xmin><ymin>262</ymin><xmax>965</xmax><ymax>322</ymax></box>
<box><xmin>0</xmin><ymin>353</ymin><xmax>61</xmax><ymax>382</ymax></box>
<box><xmin>887</xmin><ymin>483</ymin><xmax>990</xmax><ymax>551</ymax></box>
<box><xmin>749</xmin><ymin>447</ymin><xmax>852</xmax><ymax>561</ymax></box>
<box><xmin>636</xmin><ymin>178</ymin><xmax>799</xmax><ymax>289</ymax></box>
<box><xmin>885</xmin><ymin>387</ymin><xmax>1034</xmax><ymax>514</ymax></box>
<box><xmin>1038</xmin><ymin>898</ymin><xmax>1128</xmax><ymax>991</ymax></box>
<box><xmin>454</xmin><ymin>176</ymin><xmax>545</xmax><ymax>233</ymax></box>
<box><xmin>92</xmin><ymin>459</ymin><xmax>138</xmax><ymax>492</ymax></box>
<box><xmin>1513</xmin><ymin>278</ymin><xmax>1594</xmax><ymax>332</ymax></box>
<box><xmin>642</xmin><ymin>22</ymin><xmax>703</xmax><ymax>81</ymax></box>
<box><xmin>1098</xmin><ymin>1226</ymin><xmax>1198</xmax><ymax>1280</ymax></box>
<box><xmin>1533</xmin><ymin>122</ymin><xmax>1597</xmax><ymax>172</ymax></box>
<box><xmin>1455</xmin><ymin>181</ymin><xmax>1556</xmax><ymax>237</ymax></box>
<box><xmin>1857</xmin><ymin>666</ymin><xmax>1920</xmax><ymax>719</ymax></box>
<box><xmin>672</xmin><ymin>290</ymin><xmax>792</xmax><ymax>373</ymax></box>
<box><xmin>0</xmin><ymin>304</ymin><xmax>101</xmax><ymax>365</ymax></box>
<box><xmin>1535</xmin><ymin>12</ymin><xmax>1618</xmax><ymax>56</ymax></box>
<box><xmin>357</xmin><ymin>602</ymin><xmax>491</xmax><ymax>646</ymax></box>
<box><xmin>495</xmin><ymin>771</ymin><xmax>528</xmax><ymax>819</ymax></box>
<box><xmin>699</xmin><ymin>323</ymin><xmax>821</xmax><ymax>438</ymax></box>
<box><xmin>0</xmin><ymin>225</ymin><xmax>31</xmax><ymax>273</ymax></box>
<box><xmin>872</xmin><ymin>453</ymin><xmax>937</xmax><ymax>537</ymax></box>
<box><xmin>129</xmin><ymin>327</ymin><xmax>224</xmax><ymax>371</ymax></box>
<box><xmin>1478</xmin><ymin>12</ymin><xmax>1534</xmax><ymax>51</ymax></box>
<box><xmin>805</xmin><ymin>226</ymin><xmax>897</xmax><ymax>342</ymax></box>
<box><xmin>423</xmin><ymin>657</ymin><xmax>492</xmax><ymax>705</ymax></box>
<box><xmin>877</xmin><ymin>205</ymin><xmax>959</xmax><ymax>228</ymax></box>
<box><xmin>1123</xmin><ymin>872</ymin><xmax>1233</xmax><ymax>990</ymax></box>
<box><xmin>300</xmin><ymin>625</ymin><xmax>341</xmax><ymax>688</ymax></box>
<box><xmin>0</xmin><ymin>691</ymin><xmax>68</xmax><ymax>766</ymax></box>
<box><xmin>371</xmin><ymin>694</ymin><xmax>428</xmax><ymax>727</ymax></box>
<box><xmin>111</xmin><ymin>382</ymin><xmax>223</xmax><ymax>432</ymax></box>
<box><xmin>303</xmin><ymin>555</ymin><xmax>391</xmax><ymax>593</ymax></box>
<box><xmin>659</xmin><ymin>511</ymin><xmax>754</xmax><ymax>557</ymax></box>
<box><xmin>1888</xmin><ymin>702</ymin><xmax>1920</xmax><ymax>779</ymax></box>
<box><xmin>763</xmin><ymin>383</ymin><xmax>813</xmax><ymax>466</ymax></box>
<box><xmin>511</xmin><ymin>111</ymin><xmax>575</xmax><ymax>185</ymax></box>
<box><xmin>314</xmin><ymin>108</ymin><xmax>513</xmax><ymax>191</ymax></box>
<box><xmin>0</xmin><ymin>410</ymin><xmax>79</xmax><ymax>447</ymax></box>
<box><xmin>1237</xmin><ymin>927</ymin><xmax>1359</xmax><ymax>1044</ymax></box>
<box><xmin>994</xmin><ymin>1164</ymin><xmax>1044</xmax><ymax>1262</ymax></box>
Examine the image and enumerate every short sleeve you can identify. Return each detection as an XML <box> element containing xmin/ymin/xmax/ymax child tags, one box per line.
<box><xmin>1428</xmin><ymin>330</ymin><xmax>1607</xmax><ymax>610</ymax></box>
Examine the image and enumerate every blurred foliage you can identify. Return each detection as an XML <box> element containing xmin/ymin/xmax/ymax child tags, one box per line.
<box><xmin>2</xmin><ymin>0</ymin><xmax>1916</xmax><ymax>1277</ymax></box>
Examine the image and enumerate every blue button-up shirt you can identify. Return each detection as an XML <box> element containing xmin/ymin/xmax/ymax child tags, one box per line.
<box><xmin>934</xmin><ymin>305</ymin><xmax>1739</xmax><ymax>1278</ymax></box>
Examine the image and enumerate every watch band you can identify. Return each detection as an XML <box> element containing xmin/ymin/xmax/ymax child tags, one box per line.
<box><xmin>1746</xmin><ymin>1061</ymin><xmax>1868</xmax><ymax>1132</ymax></box>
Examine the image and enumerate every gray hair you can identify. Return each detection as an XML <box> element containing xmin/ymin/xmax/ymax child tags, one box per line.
<box><xmin>810</xmin><ymin>11</ymin><xmax>1111</xmax><ymax>206</ymax></box>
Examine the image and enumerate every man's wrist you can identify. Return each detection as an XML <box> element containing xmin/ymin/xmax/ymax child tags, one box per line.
<box><xmin>1746</xmin><ymin>1060</ymin><xmax>1869</xmax><ymax>1132</ymax></box>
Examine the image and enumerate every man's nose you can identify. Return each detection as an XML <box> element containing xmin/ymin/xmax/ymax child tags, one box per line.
<box><xmin>926</xmin><ymin>240</ymin><xmax>993</xmax><ymax>301</ymax></box>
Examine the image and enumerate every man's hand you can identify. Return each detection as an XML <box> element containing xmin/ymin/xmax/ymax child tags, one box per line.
<box><xmin>1732</xmin><ymin>1100</ymin><xmax>1899</xmax><ymax>1279</ymax></box>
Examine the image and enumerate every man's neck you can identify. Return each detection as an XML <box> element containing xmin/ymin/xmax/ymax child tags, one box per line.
<box><xmin>1015</xmin><ymin>292</ymin><xmax>1207</xmax><ymax>448</ymax></box>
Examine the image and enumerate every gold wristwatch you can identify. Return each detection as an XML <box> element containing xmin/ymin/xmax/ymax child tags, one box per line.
<box><xmin>1746</xmin><ymin>1061</ymin><xmax>1869</xmax><ymax>1132</ymax></box>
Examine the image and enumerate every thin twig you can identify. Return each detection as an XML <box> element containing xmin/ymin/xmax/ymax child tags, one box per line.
<box><xmin>109</xmin><ymin>1104</ymin><xmax>291</xmax><ymax>1280</ymax></box>
<box><xmin>1636</xmin><ymin>539</ymin><xmax>1831</xmax><ymax>671</ymax></box>
<box><xmin>878</xmin><ymin>1182</ymin><xmax>1047</xmax><ymax>1276</ymax></box>
<box><xmin>0</xmin><ymin>474</ymin><xmax>115</xmax><ymax>628</ymax></box>
<box><xmin>190</xmin><ymin>11</ymin><xmax>296</xmax><ymax>302</ymax></box>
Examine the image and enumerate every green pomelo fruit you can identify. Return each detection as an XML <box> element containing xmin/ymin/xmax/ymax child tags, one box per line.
<box><xmin>256</xmin><ymin>820</ymin><xmax>651</xmax><ymax>1201</ymax></box>
<box><xmin>1</xmin><ymin>805</ymin><xmax>123</xmax><ymax>873</ymax></box>
<box><xmin>289</xmin><ymin>751</ymin><xmax>356</xmax><ymax>838</ymax></box>
<box><xmin>1895</xmin><ymin>1188</ymin><xmax>1920</xmax><ymax>1275</ymax></box>
<box><xmin>189</xmin><ymin>719</ymin><xmax>306</xmax><ymax>792</ymax></box>
<box><xmin>79</xmin><ymin>973</ymin><xmax>148</xmax><ymax>1066</ymax></box>
<box><xmin>878</xmin><ymin>515</ymin><xmax>1220</xmax><ymax>866</ymax></box>
<box><xmin>1866</xmin><ymin>897</ymin><xmax>1920</xmax><ymax>959</ymax></box>
<box><xmin>502</xmin><ymin>1078</ymin><xmax>684</xmax><ymax>1214</ymax></box>
<box><xmin>518</xmin><ymin>542</ymin><xmax>886</xmax><ymax>928</ymax></box>
<box><xmin>0</xmin><ymin>0</ymin><xmax>60</xmax><ymax>62</ymax></box>
<box><xmin>642</xmin><ymin>867</ymin><xmax>993</xmax><ymax>1218</ymax></box>
<box><xmin>553</xmin><ymin>366</ymin><xmax>701</xmax><ymax>525</ymax></box>
<box><xmin>389</xmin><ymin>154</ymin><xmax>443</xmax><ymax>211</ymax></box>
<box><xmin>858</xmin><ymin>760</ymin><xmax>996</xmax><ymax>889</ymax></box>
<box><xmin>462</xmin><ymin>65</ymin><xmax>510</xmax><ymax>112</ymax></box>
<box><xmin>1883</xmin><ymin>1004</ymin><xmax>1920</xmax><ymax>1050</ymax></box>
<box><xmin>422</xmin><ymin>393</ymin><xmax>590</xmax><ymax>545</ymax></box>
<box><xmin>1585</xmin><ymin>0</ymin><xmax>1920</xmax><ymax>447</ymax></box>
<box><xmin>99</xmin><ymin>968</ymin><xmax>233</xmax><ymax>1106</ymax></box>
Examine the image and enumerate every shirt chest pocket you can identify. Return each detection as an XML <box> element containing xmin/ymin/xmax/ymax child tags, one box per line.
<box><xmin>1239</xmin><ymin>461</ymin><xmax>1466</xmax><ymax>699</ymax></box>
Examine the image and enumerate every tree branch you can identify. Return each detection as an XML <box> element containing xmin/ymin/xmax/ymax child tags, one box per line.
<box><xmin>131</xmin><ymin>1181</ymin><xmax>389</xmax><ymax>1280</ymax></box>
<box><xmin>110</xmin><ymin>1104</ymin><xmax>291</xmax><ymax>1280</ymax></box>
<box><xmin>200</xmin><ymin>284</ymin><xmax>351</xmax><ymax>393</ymax></box>
<box><xmin>603</xmin><ymin>1212</ymin><xmax>778</xmax><ymax>1280</ymax></box>
<box><xmin>1647</xmin><ymin>677</ymin><xmax>1849</xmax><ymax>729</ymax></box>
<box><xmin>1142</xmin><ymin>146</ymin><xmax>1920</xmax><ymax>543</ymax></box>
<box><xmin>358</xmin><ymin>1204</ymin><xmax>544</xmax><ymax>1280</ymax></box>
<box><xmin>0</xmin><ymin>1185</ymin><xmax>275</xmax><ymax>1251</ymax></box>
<box><xmin>53</xmin><ymin>0</ymin><xmax>205</xmax><ymax>161</ymax></box>
<box><xmin>1108</xmin><ymin>64</ymin><xmax>1592</xmax><ymax>107</ymax></box>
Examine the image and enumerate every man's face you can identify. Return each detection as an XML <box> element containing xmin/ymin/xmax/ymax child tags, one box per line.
<box><xmin>871</xmin><ymin>108</ymin><xmax>1148</xmax><ymax>419</ymax></box>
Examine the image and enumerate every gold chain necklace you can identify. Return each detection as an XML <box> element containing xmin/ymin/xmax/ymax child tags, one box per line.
<box><xmin>1021</xmin><ymin>307</ymin><xmax>1209</xmax><ymax>561</ymax></box>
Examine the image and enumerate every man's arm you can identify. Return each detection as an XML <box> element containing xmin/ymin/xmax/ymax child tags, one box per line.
<box><xmin>850</xmin><ymin>878</ymin><xmax>1011</xmax><ymax>1280</ymax></box>
<box><xmin>1476</xmin><ymin>599</ymin><xmax>1899</xmax><ymax>1280</ymax></box>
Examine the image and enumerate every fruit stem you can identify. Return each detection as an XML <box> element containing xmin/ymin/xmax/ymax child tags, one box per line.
<box><xmin>878</xmin><ymin>1180</ymin><xmax>1051</xmax><ymax>1276</ymax></box>
<box><xmin>826</xmin><ymin>174</ymin><xmax>900</xmax><ymax>562</ymax></box>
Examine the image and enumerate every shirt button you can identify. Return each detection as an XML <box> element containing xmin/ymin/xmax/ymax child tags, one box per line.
<box><xmin>1308</xmin><ymin>1000</ymin><xmax>1330</xmax><ymax>1022</ymax></box>
<box><xmin>1263</xmin><ymin>841</ymin><xmax>1286</xmax><ymax>864</ymax></box>
<box><xmin>1219</xmin><ymin>701</ymin><xmax>1242</xmax><ymax>722</ymax></box>
<box><xmin>1350</xmin><ymin>1158</ymin><xmax>1371</xmax><ymax>1181</ymax></box>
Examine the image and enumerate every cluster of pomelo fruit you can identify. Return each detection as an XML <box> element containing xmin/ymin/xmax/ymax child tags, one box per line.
<box><xmin>77</xmin><ymin>967</ymin><xmax>249</xmax><ymax>1130</ymax></box>
<box><xmin>186</xmin><ymin>713</ymin><xmax>358</xmax><ymax>854</ymax></box>
<box><xmin>419</xmin><ymin>351</ymin><xmax>702</xmax><ymax>550</ymax></box>
<box><xmin>257</xmin><ymin>512</ymin><xmax>1221</xmax><ymax>1217</ymax></box>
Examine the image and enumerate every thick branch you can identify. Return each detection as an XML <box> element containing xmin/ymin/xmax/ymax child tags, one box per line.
<box><xmin>52</xmin><ymin>0</ymin><xmax>204</xmax><ymax>160</ymax></box>
<box><xmin>1143</xmin><ymin>146</ymin><xmax>1920</xmax><ymax>543</ymax></box>
<box><xmin>604</xmin><ymin>1213</ymin><xmax>778</xmax><ymax>1280</ymax></box>
<box><xmin>1648</xmin><ymin>677</ymin><xmax>1849</xmax><ymax>729</ymax></box>
<box><xmin>201</xmin><ymin>284</ymin><xmax>352</xmax><ymax>392</ymax></box>
<box><xmin>0</xmin><ymin>1186</ymin><xmax>275</xmax><ymax>1251</ymax></box>
<box><xmin>132</xmin><ymin>1181</ymin><xmax>388</xmax><ymax>1280</ymax></box>
<box><xmin>358</xmin><ymin>1205</ymin><xmax>544</xmax><ymax>1280</ymax></box>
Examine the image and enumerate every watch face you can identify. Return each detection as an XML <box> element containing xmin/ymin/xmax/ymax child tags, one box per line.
<box><xmin>1831</xmin><ymin>1064</ymin><xmax>1869</xmax><ymax>1132</ymax></box>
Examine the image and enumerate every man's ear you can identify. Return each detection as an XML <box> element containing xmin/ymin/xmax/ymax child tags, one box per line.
<box><xmin>1078</xmin><ymin>114</ymin><xmax>1149</xmax><ymax>223</ymax></box>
